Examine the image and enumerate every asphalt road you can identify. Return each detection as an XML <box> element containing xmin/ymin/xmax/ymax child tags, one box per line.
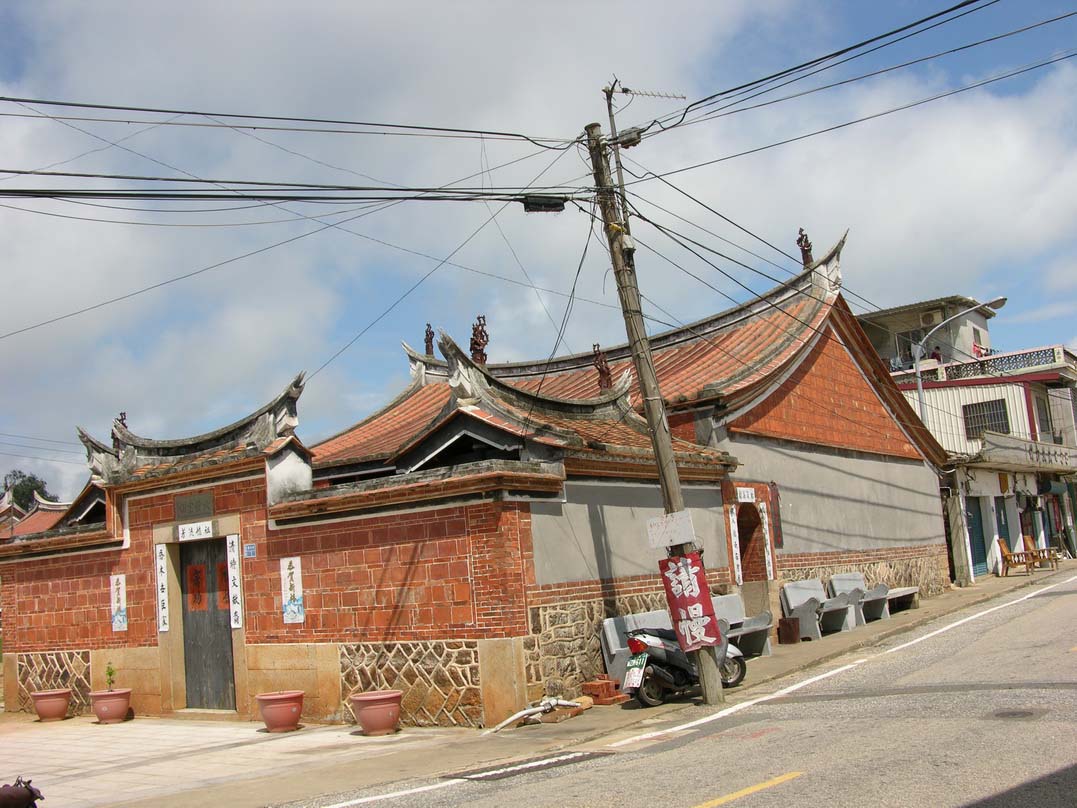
<box><xmin>287</xmin><ymin>573</ymin><xmax>1077</xmax><ymax>808</ymax></box>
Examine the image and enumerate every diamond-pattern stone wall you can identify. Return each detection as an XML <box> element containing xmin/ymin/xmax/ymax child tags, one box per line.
<box><xmin>525</xmin><ymin>591</ymin><xmax>668</xmax><ymax>698</ymax></box>
<box><xmin>340</xmin><ymin>641</ymin><xmax>481</xmax><ymax>727</ymax></box>
<box><xmin>17</xmin><ymin>650</ymin><xmax>91</xmax><ymax>716</ymax></box>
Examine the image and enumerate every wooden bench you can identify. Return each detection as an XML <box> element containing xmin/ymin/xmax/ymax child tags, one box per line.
<box><xmin>1022</xmin><ymin>534</ymin><xmax>1060</xmax><ymax>570</ymax></box>
<box><xmin>780</xmin><ymin>579</ymin><xmax>853</xmax><ymax>641</ymax></box>
<box><xmin>997</xmin><ymin>537</ymin><xmax>1035</xmax><ymax>576</ymax></box>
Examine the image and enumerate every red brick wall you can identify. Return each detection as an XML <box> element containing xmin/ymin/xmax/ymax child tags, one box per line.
<box><xmin>0</xmin><ymin>549</ymin><xmax>155</xmax><ymax>652</ymax></box>
<box><xmin>1</xmin><ymin>477</ymin><xmax>539</xmax><ymax>652</ymax></box>
<box><xmin>248</xmin><ymin>501</ymin><xmax>533</xmax><ymax>642</ymax></box>
<box><xmin>668</xmin><ymin>411</ymin><xmax>697</xmax><ymax>443</ymax></box>
<box><xmin>729</xmin><ymin>327</ymin><xmax>922</xmax><ymax>460</ymax></box>
<box><xmin>528</xmin><ymin>567</ymin><xmax>733</xmax><ymax>607</ymax></box>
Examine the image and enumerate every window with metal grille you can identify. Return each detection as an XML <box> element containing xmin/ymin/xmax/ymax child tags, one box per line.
<box><xmin>962</xmin><ymin>399</ymin><xmax>1010</xmax><ymax>440</ymax></box>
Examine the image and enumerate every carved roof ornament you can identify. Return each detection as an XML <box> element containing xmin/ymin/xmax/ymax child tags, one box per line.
<box><xmin>111</xmin><ymin>412</ymin><xmax>127</xmax><ymax>450</ymax></box>
<box><xmin>470</xmin><ymin>315</ymin><xmax>489</xmax><ymax>365</ymax></box>
<box><xmin>593</xmin><ymin>343</ymin><xmax>612</xmax><ymax>390</ymax></box>
<box><xmin>424</xmin><ymin>323</ymin><xmax>435</xmax><ymax>356</ymax></box>
<box><xmin>78</xmin><ymin>372</ymin><xmax>306</xmax><ymax>486</ymax></box>
<box><xmin>797</xmin><ymin>228</ymin><xmax>814</xmax><ymax>267</ymax></box>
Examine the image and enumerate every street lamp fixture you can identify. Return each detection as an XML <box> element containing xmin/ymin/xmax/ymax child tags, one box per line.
<box><xmin>914</xmin><ymin>296</ymin><xmax>1007</xmax><ymax>421</ymax></box>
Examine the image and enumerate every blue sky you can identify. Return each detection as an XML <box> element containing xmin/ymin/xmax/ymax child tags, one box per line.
<box><xmin>1</xmin><ymin>1</ymin><xmax>1075</xmax><ymax>498</ymax></box>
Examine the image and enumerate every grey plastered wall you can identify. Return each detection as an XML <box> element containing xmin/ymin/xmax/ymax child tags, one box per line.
<box><xmin>530</xmin><ymin>481</ymin><xmax>727</xmax><ymax>586</ymax></box>
<box><xmin>718</xmin><ymin>434</ymin><xmax>944</xmax><ymax>554</ymax></box>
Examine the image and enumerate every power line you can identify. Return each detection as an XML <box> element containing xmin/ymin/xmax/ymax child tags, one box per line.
<box><xmin>0</xmin><ymin>432</ymin><xmax>81</xmax><ymax>447</ymax></box>
<box><xmin>480</xmin><ymin>135</ymin><xmax>570</xmax><ymax>352</ymax></box>
<box><xmin>663</xmin><ymin>10</ymin><xmax>1077</xmax><ymax>133</ymax></box>
<box><xmin>0</xmin><ymin>94</ymin><xmax>581</xmax><ymax>149</ymax></box>
<box><xmin>307</xmin><ymin>146</ymin><xmax>574</xmax><ymax>379</ymax></box>
<box><xmin>0</xmin><ymin>451</ymin><xmax>86</xmax><ymax>467</ymax></box>
<box><xmin>0</xmin><ymin>440</ymin><xmax>83</xmax><ymax>455</ymax></box>
<box><xmin>625</xmin><ymin>49</ymin><xmax>1077</xmax><ymax>186</ymax></box>
<box><xmin>641</xmin><ymin>0</ymin><xmax>995</xmax><ymax>133</ymax></box>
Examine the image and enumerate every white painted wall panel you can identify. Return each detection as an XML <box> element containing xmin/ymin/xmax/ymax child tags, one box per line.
<box><xmin>902</xmin><ymin>383</ymin><xmax>1031</xmax><ymax>454</ymax></box>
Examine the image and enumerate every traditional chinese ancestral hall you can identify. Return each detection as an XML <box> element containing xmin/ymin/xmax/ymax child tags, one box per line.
<box><xmin>1</xmin><ymin>235</ymin><xmax>950</xmax><ymax>727</ymax></box>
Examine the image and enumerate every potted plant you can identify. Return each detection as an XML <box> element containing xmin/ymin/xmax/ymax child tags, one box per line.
<box><xmin>89</xmin><ymin>661</ymin><xmax>132</xmax><ymax>724</ymax></box>
<box><xmin>349</xmin><ymin>689</ymin><xmax>403</xmax><ymax>736</ymax></box>
<box><xmin>29</xmin><ymin>687</ymin><xmax>72</xmax><ymax>721</ymax></box>
<box><xmin>254</xmin><ymin>690</ymin><xmax>304</xmax><ymax>732</ymax></box>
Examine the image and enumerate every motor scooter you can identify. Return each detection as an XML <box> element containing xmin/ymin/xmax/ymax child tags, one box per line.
<box><xmin>621</xmin><ymin>619</ymin><xmax>746</xmax><ymax>707</ymax></box>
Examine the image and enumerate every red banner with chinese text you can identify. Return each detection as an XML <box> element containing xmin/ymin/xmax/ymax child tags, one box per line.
<box><xmin>658</xmin><ymin>553</ymin><xmax>721</xmax><ymax>652</ymax></box>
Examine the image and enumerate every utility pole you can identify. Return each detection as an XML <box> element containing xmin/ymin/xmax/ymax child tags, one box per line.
<box><xmin>585</xmin><ymin>121</ymin><xmax>724</xmax><ymax>705</ymax></box>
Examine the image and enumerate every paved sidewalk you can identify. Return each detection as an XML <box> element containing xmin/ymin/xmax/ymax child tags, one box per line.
<box><xmin>2</xmin><ymin>563</ymin><xmax>1071</xmax><ymax>808</ymax></box>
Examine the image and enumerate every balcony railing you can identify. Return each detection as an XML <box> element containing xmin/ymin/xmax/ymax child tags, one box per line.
<box><xmin>890</xmin><ymin>345</ymin><xmax>1074</xmax><ymax>385</ymax></box>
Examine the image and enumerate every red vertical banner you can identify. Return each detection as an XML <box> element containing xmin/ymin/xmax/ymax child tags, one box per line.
<box><xmin>216</xmin><ymin>562</ymin><xmax>230</xmax><ymax>611</ymax></box>
<box><xmin>658</xmin><ymin>553</ymin><xmax>721</xmax><ymax>652</ymax></box>
<box><xmin>186</xmin><ymin>564</ymin><xmax>208</xmax><ymax>611</ymax></box>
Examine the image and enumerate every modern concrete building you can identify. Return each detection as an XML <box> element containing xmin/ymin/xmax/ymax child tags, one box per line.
<box><xmin>858</xmin><ymin>300</ymin><xmax>1077</xmax><ymax>583</ymax></box>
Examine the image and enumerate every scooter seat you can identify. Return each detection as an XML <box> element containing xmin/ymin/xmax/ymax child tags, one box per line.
<box><xmin>633</xmin><ymin>627</ymin><xmax>679</xmax><ymax>643</ymax></box>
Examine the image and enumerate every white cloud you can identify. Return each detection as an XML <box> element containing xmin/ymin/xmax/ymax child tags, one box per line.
<box><xmin>2</xmin><ymin>2</ymin><xmax>1075</xmax><ymax>498</ymax></box>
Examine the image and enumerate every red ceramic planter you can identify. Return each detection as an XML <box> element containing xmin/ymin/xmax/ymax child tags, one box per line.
<box><xmin>89</xmin><ymin>688</ymin><xmax>132</xmax><ymax>724</ymax></box>
<box><xmin>349</xmin><ymin>690</ymin><xmax>403</xmax><ymax>736</ymax></box>
<box><xmin>255</xmin><ymin>690</ymin><xmax>304</xmax><ymax>732</ymax></box>
<box><xmin>30</xmin><ymin>688</ymin><xmax>72</xmax><ymax>721</ymax></box>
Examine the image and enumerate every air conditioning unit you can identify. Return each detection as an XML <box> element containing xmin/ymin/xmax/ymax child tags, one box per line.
<box><xmin>920</xmin><ymin>310</ymin><xmax>943</xmax><ymax>327</ymax></box>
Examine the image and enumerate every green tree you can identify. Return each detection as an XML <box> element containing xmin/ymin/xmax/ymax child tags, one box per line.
<box><xmin>3</xmin><ymin>469</ymin><xmax>54</xmax><ymax>511</ymax></box>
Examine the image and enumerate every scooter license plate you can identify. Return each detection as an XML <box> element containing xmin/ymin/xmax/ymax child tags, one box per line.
<box><xmin>623</xmin><ymin>652</ymin><xmax>648</xmax><ymax>690</ymax></box>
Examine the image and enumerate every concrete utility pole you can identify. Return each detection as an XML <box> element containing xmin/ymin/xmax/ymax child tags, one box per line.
<box><xmin>585</xmin><ymin>121</ymin><xmax>724</xmax><ymax>705</ymax></box>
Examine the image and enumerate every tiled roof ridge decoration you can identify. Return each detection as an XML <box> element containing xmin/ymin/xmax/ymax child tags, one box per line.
<box><xmin>400</xmin><ymin>233</ymin><xmax>846</xmax><ymax>384</ymax></box>
<box><xmin>77</xmin><ymin>371</ymin><xmax>306</xmax><ymax>485</ymax></box>
<box><xmin>438</xmin><ymin>331</ymin><xmax>635</xmax><ymax>415</ymax></box>
<box><xmin>30</xmin><ymin>490</ymin><xmax>72</xmax><ymax>512</ymax></box>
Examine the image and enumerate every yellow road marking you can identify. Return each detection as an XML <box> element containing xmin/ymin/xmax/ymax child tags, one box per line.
<box><xmin>692</xmin><ymin>771</ymin><xmax>804</xmax><ymax>807</ymax></box>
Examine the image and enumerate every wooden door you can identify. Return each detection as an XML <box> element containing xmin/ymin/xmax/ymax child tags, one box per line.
<box><xmin>180</xmin><ymin>539</ymin><xmax>236</xmax><ymax>710</ymax></box>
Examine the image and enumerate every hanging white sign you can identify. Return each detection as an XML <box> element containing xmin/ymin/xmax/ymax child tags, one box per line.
<box><xmin>110</xmin><ymin>574</ymin><xmax>128</xmax><ymax>632</ymax></box>
<box><xmin>226</xmin><ymin>534</ymin><xmax>243</xmax><ymax>629</ymax></box>
<box><xmin>758</xmin><ymin>502</ymin><xmax>775</xmax><ymax>581</ymax></box>
<box><xmin>280</xmin><ymin>556</ymin><xmax>305</xmax><ymax>624</ymax></box>
<box><xmin>178</xmin><ymin>520</ymin><xmax>214</xmax><ymax>541</ymax></box>
<box><xmin>728</xmin><ymin>505</ymin><xmax>743</xmax><ymax>586</ymax></box>
<box><xmin>647</xmin><ymin>510</ymin><xmax>696</xmax><ymax>550</ymax></box>
<box><xmin>154</xmin><ymin>544</ymin><xmax>170</xmax><ymax>632</ymax></box>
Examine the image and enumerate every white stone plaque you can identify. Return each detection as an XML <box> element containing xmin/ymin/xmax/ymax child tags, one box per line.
<box><xmin>728</xmin><ymin>506</ymin><xmax>743</xmax><ymax>586</ymax></box>
<box><xmin>178</xmin><ymin>520</ymin><xmax>214</xmax><ymax>541</ymax></box>
<box><xmin>226</xmin><ymin>534</ymin><xmax>243</xmax><ymax>629</ymax></box>
<box><xmin>758</xmin><ymin>502</ymin><xmax>775</xmax><ymax>581</ymax></box>
<box><xmin>736</xmin><ymin>487</ymin><xmax>756</xmax><ymax>503</ymax></box>
<box><xmin>280</xmin><ymin>556</ymin><xmax>305</xmax><ymax>624</ymax></box>
<box><xmin>647</xmin><ymin>510</ymin><xmax>696</xmax><ymax>550</ymax></box>
<box><xmin>155</xmin><ymin>544</ymin><xmax>170</xmax><ymax>632</ymax></box>
<box><xmin>110</xmin><ymin>574</ymin><xmax>127</xmax><ymax>632</ymax></box>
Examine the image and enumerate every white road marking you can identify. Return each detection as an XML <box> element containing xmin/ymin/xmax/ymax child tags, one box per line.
<box><xmin>611</xmin><ymin>574</ymin><xmax>1077</xmax><ymax>749</ymax></box>
<box><xmin>883</xmin><ymin>574</ymin><xmax>1077</xmax><ymax>655</ymax></box>
<box><xmin>319</xmin><ymin>779</ymin><xmax>465</xmax><ymax>807</ymax></box>
<box><xmin>321</xmin><ymin>574</ymin><xmax>1077</xmax><ymax>802</ymax></box>
<box><xmin>608</xmin><ymin>660</ymin><xmax>868</xmax><ymax>748</ymax></box>
<box><xmin>458</xmin><ymin>751</ymin><xmax>593</xmax><ymax>779</ymax></box>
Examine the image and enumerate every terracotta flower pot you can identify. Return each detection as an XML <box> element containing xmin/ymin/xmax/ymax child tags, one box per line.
<box><xmin>255</xmin><ymin>690</ymin><xmax>304</xmax><ymax>733</ymax></box>
<box><xmin>89</xmin><ymin>688</ymin><xmax>132</xmax><ymax>724</ymax></box>
<box><xmin>349</xmin><ymin>689</ymin><xmax>403</xmax><ymax>736</ymax></box>
<box><xmin>30</xmin><ymin>688</ymin><xmax>72</xmax><ymax>721</ymax></box>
